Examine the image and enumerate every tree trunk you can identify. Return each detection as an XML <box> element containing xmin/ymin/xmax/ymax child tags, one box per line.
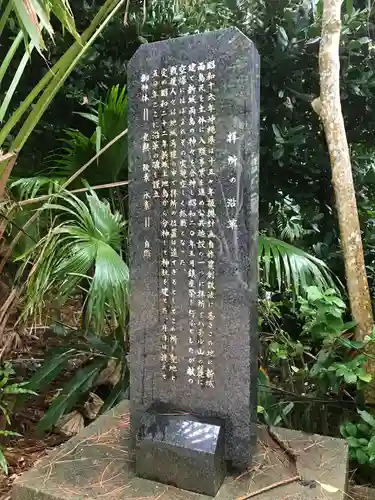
<box><xmin>316</xmin><ymin>0</ymin><xmax>373</xmax><ymax>342</ymax></box>
<box><xmin>316</xmin><ymin>0</ymin><xmax>375</xmax><ymax>400</ymax></box>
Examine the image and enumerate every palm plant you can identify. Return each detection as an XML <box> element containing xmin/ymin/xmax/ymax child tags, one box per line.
<box><xmin>259</xmin><ymin>235</ymin><xmax>338</xmax><ymax>299</ymax></box>
<box><xmin>0</xmin><ymin>0</ymin><xmax>126</xmax><ymax>200</ymax></box>
<box><xmin>53</xmin><ymin>84</ymin><xmax>128</xmax><ymax>188</ymax></box>
<box><xmin>16</xmin><ymin>188</ymin><xmax>129</xmax><ymax>433</ymax></box>
<box><xmin>14</xmin><ymin>184</ymin><xmax>337</xmax><ymax>432</ymax></box>
<box><xmin>0</xmin><ymin>0</ymin><xmax>79</xmax><ymax>55</ymax></box>
<box><xmin>16</xmin><ymin>194</ymin><xmax>336</xmax><ymax>330</ymax></box>
<box><xmin>5</xmin><ymin>86</ymin><xmax>129</xmax><ymax>260</ymax></box>
<box><xmin>17</xmin><ymin>189</ymin><xmax>129</xmax><ymax>335</ymax></box>
<box><xmin>26</xmin><ymin>327</ymin><xmax>128</xmax><ymax>433</ymax></box>
<box><xmin>10</xmin><ymin>85</ymin><xmax>128</xmax><ymax>200</ymax></box>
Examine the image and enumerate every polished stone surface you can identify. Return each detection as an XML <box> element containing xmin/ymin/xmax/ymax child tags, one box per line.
<box><xmin>128</xmin><ymin>27</ymin><xmax>260</xmax><ymax>468</ymax></box>
<box><xmin>12</xmin><ymin>400</ymin><xmax>349</xmax><ymax>500</ymax></box>
<box><xmin>136</xmin><ymin>403</ymin><xmax>226</xmax><ymax>496</ymax></box>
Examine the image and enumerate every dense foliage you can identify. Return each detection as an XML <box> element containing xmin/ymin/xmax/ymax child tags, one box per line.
<box><xmin>5</xmin><ymin>0</ymin><xmax>375</xmax><ymax>282</ymax></box>
<box><xmin>2</xmin><ymin>0</ymin><xmax>375</xmax><ymax>483</ymax></box>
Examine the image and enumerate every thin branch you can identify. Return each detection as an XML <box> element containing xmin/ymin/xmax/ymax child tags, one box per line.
<box><xmin>17</xmin><ymin>179</ymin><xmax>130</xmax><ymax>207</ymax></box>
<box><xmin>236</xmin><ymin>475</ymin><xmax>301</xmax><ymax>499</ymax></box>
<box><xmin>61</xmin><ymin>128</ymin><xmax>128</xmax><ymax>190</ymax></box>
<box><xmin>267</xmin><ymin>426</ymin><xmax>299</xmax><ymax>470</ymax></box>
<box><xmin>0</xmin><ymin>208</ymin><xmax>37</xmax><ymax>241</ymax></box>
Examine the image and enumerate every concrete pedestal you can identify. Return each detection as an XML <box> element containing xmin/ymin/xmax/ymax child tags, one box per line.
<box><xmin>12</xmin><ymin>400</ymin><xmax>348</xmax><ymax>500</ymax></box>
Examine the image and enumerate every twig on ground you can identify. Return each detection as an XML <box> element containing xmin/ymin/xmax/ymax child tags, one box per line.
<box><xmin>267</xmin><ymin>426</ymin><xmax>299</xmax><ymax>471</ymax></box>
<box><xmin>236</xmin><ymin>475</ymin><xmax>301</xmax><ymax>499</ymax></box>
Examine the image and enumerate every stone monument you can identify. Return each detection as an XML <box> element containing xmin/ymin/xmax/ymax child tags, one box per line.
<box><xmin>128</xmin><ymin>27</ymin><xmax>260</xmax><ymax>496</ymax></box>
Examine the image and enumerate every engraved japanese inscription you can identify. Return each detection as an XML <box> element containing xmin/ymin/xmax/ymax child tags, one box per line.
<box><xmin>140</xmin><ymin>61</ymin><xmax>218</xmax><ymax>388</ymax></box>
<box><xmin>129</xmin><ymin>27</ymin><xmax>260</xmax><ymax>467</ymax></box>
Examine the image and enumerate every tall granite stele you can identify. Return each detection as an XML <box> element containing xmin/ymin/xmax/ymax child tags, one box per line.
<box><xmin>128</xmin><ymin>27</ymin><xmax>260</xmax><ymax>497</ymax></box>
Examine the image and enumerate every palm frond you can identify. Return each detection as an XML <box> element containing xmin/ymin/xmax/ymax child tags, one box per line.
<box><xmin>279</xmin><ymin>215</ymin><xmax>305</xmax><ymax>243</ymax></box>
<box><xmin>259</xmin><ymin>235</ymin><xmax>339</xmax><ymax>298</ymax></box>
<box><xmin>97</xmin><ymin>85</ymin><xmax>128</xmax><ymax>181</ymax></box>
<box><xmin>18</xmin><ymin>189</ymin><xmax>128</xmax><ymax>334</ymax></box>
<box><xmin>10</xmin><ymin>176</ymin><xmax>64</xmax><ymax>200</ymax></box>
<box><xmin>52</xmin><ymin>129</ymin><xmax>95</xmax><ymax>179</ymax></box>
<box><xmin>10</xmin><ymin>0</ymin><xmax>79</xmax><ymax>54</ymax></box>
<box><xmin>51</xmin><ymin>85</ymin><xmax>128</xmax><ymax>187</ymax></box>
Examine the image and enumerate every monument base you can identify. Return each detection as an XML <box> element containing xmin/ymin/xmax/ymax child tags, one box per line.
<box><xmin>13</xmin><ymin>400</ymin><xmax>348</xmax><ymax>500</ymax></box>
<box><xmin>136</xmin><ymin>402</ymin><xmax>226</xmax><ymax>496</ymax></box>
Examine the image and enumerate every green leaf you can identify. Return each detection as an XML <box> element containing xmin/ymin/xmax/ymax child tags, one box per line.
<box><xmin>0</xmin><ymin>448</ymin><xmax>8</xmax><ymax>474</ymax></box>
<box><xmin>330</xmin><ymin>296</ymin><xmax>346</xmax><ymax>308</ymax></box>
<box><xmin>348</xmin><ymin>40</ymin><xmax>361</xmax><ymax>50</ymax></box>
<box><xmin>269</xmin><ymin>342</ymin><xmax>281</xmax><ymax>353</ymax></box>
<box><xmin>100</xmin><ymin>366</ymin><xmax>129</xmax><ymax>415</ymax></box>
<box><xmin>258</xmin><ymin>236</ymin><xmax>337</xmax><ymax>299</ymax></box>
<box><xmin>358</xmin><ymin>410</ymin><xmax>375</xmax><ymax>428</ymax></box>
<box><xmin>282</xmin><ymin>402</ymin><xmax>294</xmax><ymax>417</ymax></box>
<box><xmin>340</xmin><ymin>423</ymin><xmax>348</xmax><ymax>438</ymax></box>
<box><xmin>341</xmin><ymin>321</ymin><xmax>357</xmax><ymax>333</ymax></box>
<box><xmin>307</xmin><ymin>286</ymin><xmax>323</xmax><ymax>302</ymax></box>
<box><xmin>0</xmin><ymin>0</ymin><xmax>13</xmax><ymax>39</ymax></box>
<box><xmin>48</xmin><ymin>0</ymin><xmax>80</xmax><ymax>41</ymax></box>
<box><xmin>95</xmin><ymin>125</ymin><xmax>101</xmax><ymax>162</ymax></box>
<box><xmin>358</xmin><ymin>438</ymin><xmax>369</xmax><ymax>446</ymax></box>
<box><xmin>358</xmin><ymin>37</ymin><xmax>371</xmax><ymax>45</ymax></box>
<box><xmin>26</xmin><ymin>348</ymin><xmax>76</xmax><ymax>393</ymax></box>
<box><xmin>0</xmin><ymin>375</ymin><xmax>9</xmax><ymax>389</ymax></box>
<box><xmin>273</xmin><ymin>415</ymin><xmax>282</xmax><ymax>426</ymax></box>
<box><xmin>20</xmin><ymin>189</ymin><xmax>128</xmax><ymax>335</ymax></box>
<box><xmin>0</xmin><ymin>31</ymin><xmax>24</xmax><ymax>88</ymax></box>
<box><xmin>0</xmin><ymin>404</ymin><xmax>10</xmax><ymax>426</ymax></box>
<box><xmin>346</xmin><ymin>436</ymin><xmax>360</xmax><ymax>448</ymax></box>
<box><xmin>357</xmin><ymin>372</ymin><xmax>372</xmax><ymax>383</ymax></box>
<box><xmin>339</xmin><ymin>338</ymin><xmax>363</xmax><ymax>349</ymax></box>
<box><xmin>358</xmin><ymin>423</ymin><xmax>371</xmax><ymax>434</ymax></box>
<box><xmin>368</xmin><ymin>435</ymin><xmax>375</xmax><ymax>458</ymax></box>
<box><xmin>11</xmin><ymin>0</ymin><xmax>46</xmax><ymax>53</ymax></box>
<box><xmin>0</xmin><ymin>430</ymin><xmax>21</xmax><ymax>437</ymax></box>
<box><xmin>85</xmin><ymin>333</ymin><xmax>118</xmax><ymax>356</ymax></box>
<box><xmin>277</xmin><ymin>26</ymin><xmax>288</xmax><ymax>48</ymax></box>
<box><xmin>73</xmin><ymin>111</ymin><xmax>99</xmax><ymax>124</ymax></box>
<box><xmin>3</xmin><ymin>384</ymin><xmax>37</xmax><ymax>395</ymax></box>
<box><xmin>0</xmin><ymin>41</ymin><xmax>35</xmax><ymax>123</ymax></box>
<box><xmin>343</xmin><ymin>371</ymin><xmax>357</xmax><ymax>384</ymax></box>
<box><xmin>0</xmin><ymin>0</ymin><xmax>125</xmax><ymax>152</ymax></box>
<box><xmin>273</xmin><ymin>145</ymin><xmax>284</xmax><ymax>159</ymax></box>
<box><xmin>356</xmin><ymin>448</ymin><xmax>368</xmax><ymax>465</ymax></box>
<box><xmin>11</xmin><ymin>0</ymin><xmax>79</xmax><ymax>55</ymax></box>
<box><xmin>345</xmin><ymin>422</ymin><xmax>358</xmax><ymax>437</ymax></box>
<box><xmin>272</xmin><ymin>124</ymin><xmax>283</xmax><ymax>140</ymax></box>
<box><xmin>346</xmin><ymin>0</ymin><xmax>353</xmax><ymax>16</ymax></box>
<box><xmin>37</xmin><ymin>358</ymin><xmax>106</xmax><ymax>433</ymax></box>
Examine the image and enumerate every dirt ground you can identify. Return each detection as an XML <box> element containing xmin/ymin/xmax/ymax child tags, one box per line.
<box><xmin>0</xmin><ymin>339</ymin><xmax>70</xmax><ymax>499</ymax></box>
<box><xmin>0</xmin><ymin>295</ymin><xmax>83</xmax><ymax>500</ymax></box>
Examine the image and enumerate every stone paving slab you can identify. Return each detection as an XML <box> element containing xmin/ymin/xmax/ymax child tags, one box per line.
<box><xmin>12</xmin><ymin>400</ymin><xmax>348</xmax><ymax>500</ymax></box>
